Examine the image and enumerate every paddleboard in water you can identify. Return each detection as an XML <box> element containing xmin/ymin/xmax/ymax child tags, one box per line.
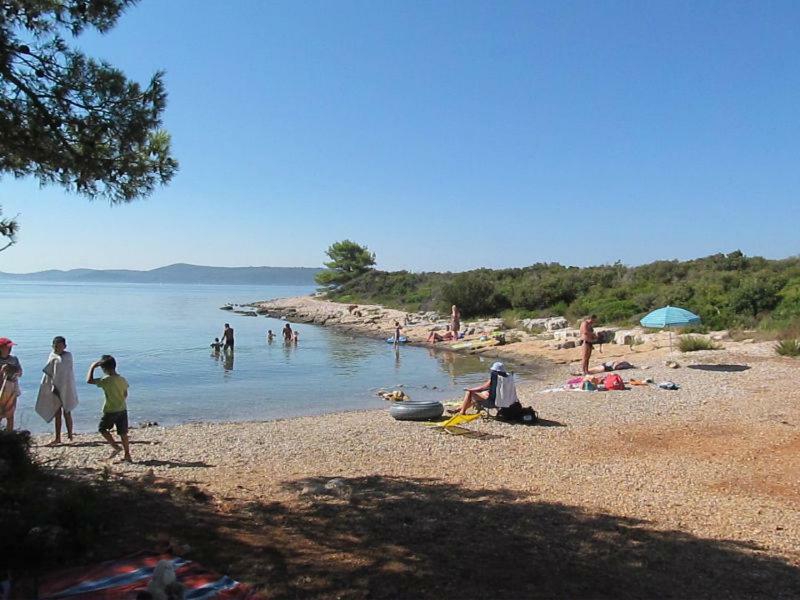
<box><xmin>386</xmin><ymin>336</ymin><xmax>408</xmax><ymax>343</ymax></box>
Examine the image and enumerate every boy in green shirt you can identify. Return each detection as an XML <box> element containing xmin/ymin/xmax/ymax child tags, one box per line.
<box><xmin>86</xmin><ymin>355</ymin><xmax>132</xmax><ymax>462</ymax></box>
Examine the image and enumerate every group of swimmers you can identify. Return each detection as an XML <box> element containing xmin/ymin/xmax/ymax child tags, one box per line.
<box><xmin>0</xmin><ymin>336</ymin><xmax>133</xmax><ymax>462</ymax></box>
<box><xmin>275</xmin><ymin>323</ymin><xmax>299</xmax><ymax>343</ymax></box>
<box><xmin>211</xmin><ymin>322</ymin><xmax>300</xmax><ymax>354</ymax></box>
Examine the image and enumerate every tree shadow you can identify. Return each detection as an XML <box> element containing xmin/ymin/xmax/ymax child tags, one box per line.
<box><xmin>491</xmin><ymin>417</ymin><xmax>566</xmax><ymax>428</ymax></box>
<box><xmin>14</xmin><ymin>471</ymin><xmax>800</xmax><ymax>600</ymax></box>
<box><xmin>687</xmin><ymin>364</ymin><xmax>751</xmax><ymax>372</ymax></box>
<box><xmin>36</xmin><ymin>440</ymin><xmax>157</xmax><ymax>448</ymax></box>
<box><xmin>272</xmin><ymin>476</ymin><xmax>800</xmax><ymax>599</ymax></box>
<box><xmin>137</xmin><ymin>459</ymin><xmax>214</xmax><ymax>468</ymax></box>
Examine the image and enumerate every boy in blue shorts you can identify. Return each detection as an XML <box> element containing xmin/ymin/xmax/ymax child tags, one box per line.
<box><xmin>87</xmin><ymin>355</ymin><xmax>132</xmax><ymax>462</ymax></box>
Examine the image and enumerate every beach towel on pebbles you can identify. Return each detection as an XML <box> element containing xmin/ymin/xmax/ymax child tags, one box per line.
<box><xmin>495</xmin><ymin>373</ymin><xmax>519</xmax><ymax>408</ymax></box>
<box><xmin>38</xmin><ymin>552</ymin><xmax>264</xmax><ymax>599</ymax></box>
<box><xmin>36</xmin><ymin>351</ymin><xmax>79</xmax><ymax>422</ymax></box>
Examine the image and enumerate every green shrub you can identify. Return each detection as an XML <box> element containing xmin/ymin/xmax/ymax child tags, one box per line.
<box><xmin>501</xmin><ymin>315</ymin><xmax>519</xmax><ymax>330</ymax></box>
<box><xmin>775</xmin><ymin>339</ymin><xmax>800</xmax><ymax>357</ymax></box>
<box><xmin>0</xmin><ymin>430</ymin><xmax>35</xmax><ymax>479</ymax></box>
<box><xmin>679</xmin><ymin>336</ymin><xmax>720</xmax><ymax>352</ymax></box>
<box><xmin>441</xmin><ymin>271</ymin><xmax>509</xmax><ymax>318</ymax></box>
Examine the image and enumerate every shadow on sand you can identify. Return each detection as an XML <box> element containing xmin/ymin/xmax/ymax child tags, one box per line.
<box><xmin>37</xmin><ymin>440</ymin><xmax>156</xmax><ymax>449</ymax></box>
<box><xmin>21</xmin><ymin>470</ymin><xmax>800</xmax><ymax>599</ymax></box>
<box><xmin>687</xmin><ymin>364</ymin><xmax>751</xmax><ymax>372</ymax></box>
<box><xmin>137</xmin><ymin>458</ymin><xmax>214</xmax><ymax>469</ymax></box>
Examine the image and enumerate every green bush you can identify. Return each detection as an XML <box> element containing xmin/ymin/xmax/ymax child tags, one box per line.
<box><xmin>441</xmin><ymin>271</ymin><xmax>509</xmax><ymax>317</ymax></box>
<box><xmin>679</xmin><ymin>336</ymin><xmax>720</xmax><ymax>352</ymax></box>
<box><xmin>0</xmin><ymin>430</ymin><xmax>35</xmax><ymax>479</ymax></box>
<box><xmin>775</xmin><ymin>339</ymin><xmax>800</xmax><ymax>357</ymax></box>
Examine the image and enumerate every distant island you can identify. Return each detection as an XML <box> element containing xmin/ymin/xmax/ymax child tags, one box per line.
<box><xmin>0</xmin><ymin>263</ymin><xmax>322</xmax><ymax>285</ymax></box>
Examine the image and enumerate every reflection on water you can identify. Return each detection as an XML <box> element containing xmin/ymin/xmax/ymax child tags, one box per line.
<box><xmin>281</xmin><ymin>339</ymin><xmax>294</xmax><ymax>362</ymax></box>
<box><xmin>394</xmin><ymin>346</ymin><xmax>401</xmax><ymax>370</ymax></box>
<box><xmin>223</xmin><ymin>348</ymin><xmax>235</xmax><ymax>372</ymax></box>
<box><xmin>325</xmin><ymin>333</ymin><xmax>382</xmax><ymax>376</ymax></box>
<box><xmin>426</xmin><ymin>347</ymin><xmax>491</xmax><ymax>380</ymax></box>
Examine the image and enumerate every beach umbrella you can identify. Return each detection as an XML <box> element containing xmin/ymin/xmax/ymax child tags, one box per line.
<box><xmin>639</xmin><ymin>305</ymin><xmax>701</xmax><ymax>351</ymax></box>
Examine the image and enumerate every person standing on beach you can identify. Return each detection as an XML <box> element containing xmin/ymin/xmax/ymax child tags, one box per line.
<box><xmin>451</xmin><ymin>305</ymin><xmax>461</xmax><ymax>339</ymax></box>
<box><xmin>0</xmin><ymin>338</ymin><xmax>22</xmax><ymax>432</ymax></box>
<box><xmin>393</xmin><ymin>320</ymin><xmax>403</xmax><ymax>344</ymax></box>
<box><xmin>221</xmin><ymin>323</ymin><xmax>234</xmax><ymax>352</ymax></box>
<box><xmin>87</xmin><ymin>355</ymin><xmax>132</xmax><ymax>462</ymax></box>
<box><xmin>37</xmin><ymin>336</ymin><xmax>79</xmax><ymax>445</ymax></box>
<box><xmin>282</xmin><ymin>323</ymin><xmax>293</xmax><ymax>342</ymax></box>
<box><xmin>580</xmin><ymin>315</ymin><xmax>598</xmax><ymax>375</ymax></box>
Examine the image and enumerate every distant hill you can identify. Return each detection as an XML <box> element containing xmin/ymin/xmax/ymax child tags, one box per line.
<box><xmin>0</xmin><ymin>263</ymin><xmax>321</xmax><ymax>285</ymax></box>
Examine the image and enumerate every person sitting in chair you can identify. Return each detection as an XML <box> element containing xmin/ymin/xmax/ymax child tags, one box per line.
<box><xmin>459</xmin><ymin>362</ymin><xmax>507</xmax><ymax>415</ymax></box>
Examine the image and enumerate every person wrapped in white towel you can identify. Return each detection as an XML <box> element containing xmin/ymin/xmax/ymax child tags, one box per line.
<box><xmin>36</xmin><ymin>336</ymin><xmax>79</xmax><ymax>445</ymax></box>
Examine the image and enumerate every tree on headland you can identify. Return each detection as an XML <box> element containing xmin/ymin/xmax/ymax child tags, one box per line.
<box><xmin>315</xmin><ymin>240</ymin><xmax>376</xmax><ymax>289</ymax></box>
<box><xmin>0</xmin><ymin>0</ymin><xmax>178</xmax><ymax>251</ymax></box>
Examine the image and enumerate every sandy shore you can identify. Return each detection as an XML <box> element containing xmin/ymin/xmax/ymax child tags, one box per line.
<box><xmin>32</xmin><ymin>335</ymin><xmax>800</xmax><ymax>597</ymax></box>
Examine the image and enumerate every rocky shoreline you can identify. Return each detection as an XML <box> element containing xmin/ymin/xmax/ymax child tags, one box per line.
<box><xmin>250</xmin><ymin>295</ymin><xmax>759</xmax><ymax>369</ymax></box>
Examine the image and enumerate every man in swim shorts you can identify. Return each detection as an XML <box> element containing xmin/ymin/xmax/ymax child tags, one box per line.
<box><xmin>221</xmin><ymin>323</ymin><xmax>234</xmax><ymax>351</ymax></box>
<box><xmin>580</xmin><ymin>315</ymin><xmax>598</xmax><ymax>375</ymax></box>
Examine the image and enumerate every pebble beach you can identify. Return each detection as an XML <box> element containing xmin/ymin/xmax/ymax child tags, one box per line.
<box><xmin>31</xmin><ymin>317</ymin><xmax>800</xmax><ymax>597</ymax></box>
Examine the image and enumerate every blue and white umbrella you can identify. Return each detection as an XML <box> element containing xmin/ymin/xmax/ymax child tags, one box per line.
<box><xmin>640</xmin><ymin>305</ymin><xmax>701</xmax><ymax>351</ymax></box>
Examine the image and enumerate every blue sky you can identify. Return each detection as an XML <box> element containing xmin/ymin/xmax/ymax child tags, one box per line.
<box><xmin>2</xmin><ymin>0</ymin><xmax>799</xmax><ymax>273</ymax></box>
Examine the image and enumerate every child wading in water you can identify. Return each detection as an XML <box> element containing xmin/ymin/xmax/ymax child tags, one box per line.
<box><xmin>87</xmin><ymin>355</ymin><xmax>132</xmax><ymax>462</ymax></box>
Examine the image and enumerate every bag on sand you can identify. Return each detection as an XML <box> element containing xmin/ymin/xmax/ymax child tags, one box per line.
<box><xmin>497</xmin><ymin>402</ymin><xmax>538</xmax><ymax>425</ymax></box>
<box><xmin>604</xmin><ymin>374</ymin><xmax>625</xmax><ymax>391</ymax></box>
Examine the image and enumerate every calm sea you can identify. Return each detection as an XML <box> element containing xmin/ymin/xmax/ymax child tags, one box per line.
<box><xmin>1</xmin><ymin>282</ymin><xmax>493</xmax><ymax>433</ymax></box>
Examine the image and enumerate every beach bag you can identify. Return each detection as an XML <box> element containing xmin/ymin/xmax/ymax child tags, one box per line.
<box><xmin>604</xmin><ymin>374</ymin><xmax>625</xmax><ymax>391</ymax></box>
<box><xmin>496</xmin><ymin>402</ymin><xmax>538</xmax><ymax>425</ymax></box>
<box><xmin>497</xmin><ymin>401</ymin><xmax>523</xmax><ymax>420</ymax></box>
<box><xmin>520</xmin><ymin>406</ymin><xmax>538</xmax><ymax>425</ymax></box>
<box><xmin>581</xmin><ymin>379</ymin><xmax>597</xmax><ymax>391</ymax></box>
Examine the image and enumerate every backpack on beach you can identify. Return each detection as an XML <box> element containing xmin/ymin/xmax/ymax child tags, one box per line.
<box><xmin>604</xmin><ymin>373</ymin><xmax>625</xmax><ymax>391</ymax></box>
<box><xmin>497</xmin><ymin>402</ymin><xmax>538</xmax><ymax>425</ymax></box>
